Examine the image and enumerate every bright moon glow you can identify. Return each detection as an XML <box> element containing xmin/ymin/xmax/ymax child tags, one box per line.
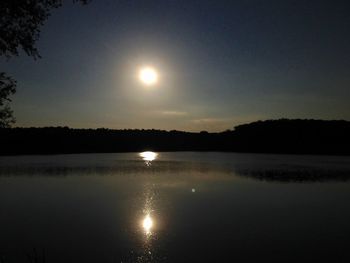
<box><xmin>139</xmin><ymin>151</ymin><xmax>158</xmax><ymax>161</ymax></box>
<box><xmin>143</xmin><ymin>214</ymin><xmax>153</xmax><ymax>234</ymax></box>
<box><xmin>139</xmin><ymin>67</ymin><xmax>158</xmax><ymax>86</ymax></box>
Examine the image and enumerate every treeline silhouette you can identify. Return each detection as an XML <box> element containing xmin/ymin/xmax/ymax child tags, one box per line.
<box><xmin>1</xmin><ymin>119</ymin><xmax>350</xmax><ymax>155</ymax></box>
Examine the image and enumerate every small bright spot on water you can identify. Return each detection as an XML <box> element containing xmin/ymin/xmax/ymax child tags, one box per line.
<box><xmin>192</xmin><ymin>188</ymin><xmax>196</xmax><ymax>193</ymax></box>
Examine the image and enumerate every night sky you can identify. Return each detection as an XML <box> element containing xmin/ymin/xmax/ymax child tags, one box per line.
<box><xmin>2</xmin><ymin>0</ymin><xmax>350</xmax><ymax>131</ymax></box>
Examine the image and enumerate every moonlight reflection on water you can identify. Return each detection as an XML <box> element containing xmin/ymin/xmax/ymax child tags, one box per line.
<box><xmin>139</xmin><ymin>151</ymin><xmax>158</xmax><ymax>166</ymax></box>
<box><xmin>138</xmin><ymin>152</ymin><xmax>158</xmax><ymax>262</ymax></box>
<box><xmin>1</xmin><ymin>152</ymin><xmax>350</xmax><ymax>263</ymax></box>
<box><xmin>142</xmin><ymin>214</ymin><xmax>153</xmax><ymax>235</ymax></box>
<box><xmin>141</xmin><ymin>183</ymin><xmax>156</xmax><ymax>239</ymax></box>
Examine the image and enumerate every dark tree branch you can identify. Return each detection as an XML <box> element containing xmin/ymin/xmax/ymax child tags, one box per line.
<box><xmin>0</xmin><ymin>0</ymin><xmax>90</xmax><ymax>127</ymax></box>
<box><xmin>0</xmin><ymin>0</ymin><xmax>90</xmax><ymax>59</ymax></box>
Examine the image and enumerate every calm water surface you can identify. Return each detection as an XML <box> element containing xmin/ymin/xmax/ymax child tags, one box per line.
<box><xmin>0</xmin><ymin>152</ymin><xmax>350</xmax><ymax>262</ymax></box>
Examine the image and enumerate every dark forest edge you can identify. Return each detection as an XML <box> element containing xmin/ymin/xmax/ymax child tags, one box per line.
<box><xmin>1</xmin><ymin>119</ymin><xmax>350</xmax><ymax>156</ymax></box>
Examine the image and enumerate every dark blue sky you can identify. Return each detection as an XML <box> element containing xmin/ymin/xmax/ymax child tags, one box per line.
<box><xmin>2</xmin><ymin>0</ymin><xmax>350</xmax><ymax>131</ymax></box>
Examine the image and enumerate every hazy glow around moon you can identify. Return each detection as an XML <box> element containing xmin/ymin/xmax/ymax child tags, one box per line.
<box><xmin>139</xmin><ymin>67</ymin><xmax>158</xmax><ymax>86</ymax></box>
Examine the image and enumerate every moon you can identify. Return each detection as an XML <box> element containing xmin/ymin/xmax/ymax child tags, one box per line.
<box><xmin>139</xmin><ymin>67</ymin><xmax>158</xmax><ymax>86</ymax></box>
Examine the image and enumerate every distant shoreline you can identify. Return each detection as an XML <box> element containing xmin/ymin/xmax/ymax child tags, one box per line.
<box><xmin>1</xmin><ymin>119</ymin><xmax>350</xmax><ymax>156</ymax></box>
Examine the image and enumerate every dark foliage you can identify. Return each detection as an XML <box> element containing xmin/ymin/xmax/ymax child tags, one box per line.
<box><xmin>232</xmin><ymin>119</ymin><xmax>350</xmax><ymax>154</ymax></box>
<box><xmin>0</xmin><ymin>0</ymin><xmax>90</xmax><ymax>127</ymax></box>
<box><xmin>0</xmin><ymin>72</ymin><xmax>16</xmax><ymax>128</ymax></box>
<box><xmin>0</xmin><ymin>127</ymin><xmax>223</xmax><ymax>155</ymax></box>
<box><xmin>0</xmin><ymin>0</ymin><xmax>90</xmax><ymax>58</ymax></box>
<box><xmin>1</xmin><ymin>119</ymin><xmax>350</xmax><ymax>155</ymax></box>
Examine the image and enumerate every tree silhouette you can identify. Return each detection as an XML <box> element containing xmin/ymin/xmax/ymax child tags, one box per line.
<box><xmin>0</xmin><ymin>73</ymin><xmax>16</xmax><ymax>128</ymax></box>
<box><xmin>0</xmin><ymin>0</ymin><xmax>89</xmax><ymax>59</ymax></box>
<box><xmin>0</xmin><ymin>0</ymin><xmax>90</xmax><ymax>127</ymax></box>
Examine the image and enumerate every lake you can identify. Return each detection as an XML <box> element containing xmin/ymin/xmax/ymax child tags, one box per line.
<box><xmin>0</xmin><ymin>152</ymin><xmax>350</xmax><ymax>263</ymax></box>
